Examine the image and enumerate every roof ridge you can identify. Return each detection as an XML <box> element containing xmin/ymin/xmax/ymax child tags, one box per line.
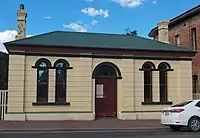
<box><xmin>57</xmin><ymin>30</ymin><xmax>127</xmax><ymax>36</ymax></box>
<box><xmin>27</xmin><ymin>30</ymin><xmax>183</xmax><ymax>46</ymax></box>
<box><xmin>58</xmin><ymin>30</ymin><xmax>159</xmax><ymax>42</ymax></box>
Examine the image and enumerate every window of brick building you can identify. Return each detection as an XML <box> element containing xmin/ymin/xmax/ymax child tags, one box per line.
<box><xmin>191</xmin><ymin>28</ymin><xmax>197</xmax><ymax>50</ymax></box>
<box><xmin>175</xmin><ymin>34</ymin><xmax>180</xmax><ymax>46</ymax></box>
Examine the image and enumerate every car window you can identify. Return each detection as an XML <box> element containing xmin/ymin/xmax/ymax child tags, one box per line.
<box><xmin>195</xmin><ymin>101</ymin><xmax>200</xmax><ymax>108</ymax></box>
<box><xmin>171</xmin><ymin>101</ymin><xmax>193</xmax><ymax>107</ymax></box>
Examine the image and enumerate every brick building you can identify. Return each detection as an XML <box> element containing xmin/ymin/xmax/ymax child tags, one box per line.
<box><xmin>148</xmin><ymin>5</ymin><xmax>200</xmax><ymax>98</ymax></box>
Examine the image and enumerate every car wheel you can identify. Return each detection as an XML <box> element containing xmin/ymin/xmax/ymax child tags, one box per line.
<box><xmin>169</xmin><ymin>125</ymin><xmax>182</xmax><ymax>131</ymax></box>
<box><xmin>188</xmin><ymin>117</ymin><xmax>200</xmax><ymax>132</ymax></box>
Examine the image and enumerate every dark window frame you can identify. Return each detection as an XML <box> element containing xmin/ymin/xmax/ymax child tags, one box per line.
<box><xmin>158</xmin><ymin>62</ymin><xmax>172</xmax><ymax>102</ymax></box>
<box><xmin>191</xmin><ymin>27</ymin><xmax>197</xmax><ymax>51</ymax></box>
<box><xmin>33</xmin><ymin>58</ymin><xmax>52</xmax><ymax>103</ymax></box>
<box><xmin>175</xmin><ymin>34</ymin><xmax>180</xmax><ymax>46</ymax></box>
<box><xmin>53</xmin><ymin>59</ymin><xmax>72</xmax><ymax>103</ymax></box>
<box><xmin>94</xmin><ymin>65</ymin><xmax>117</xmax><ymax>77</ymax></box>
<box><xmin>139</xmin><ymin>61</ymin><xmax>156</xmax><ymax>102</ymax></box>
<box><xmin>192</xmin><ymin>75</ymin><xmax>198</xmax><ymax>94</ymax></box>
<box><xmin>144</xmin><ymin>69</ymin><xmax>153</xmax><ymax>102</ymax></box>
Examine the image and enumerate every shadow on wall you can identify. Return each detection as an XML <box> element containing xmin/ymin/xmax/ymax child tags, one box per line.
<box><xmin>0</xmin><ymin>52</ymin><xmax>8</xmax><ymax>90</ymax></box>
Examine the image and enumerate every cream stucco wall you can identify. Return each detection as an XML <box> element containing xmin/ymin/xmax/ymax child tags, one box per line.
<box><xmin>5</xmin><ymin>54</ymin><xmax>193</xmax><ymax>121</ymax></box>
<box><xmin>119</xmin><ymin>60</ymin><xmax>192</xmax><ymax>120</ymax></box>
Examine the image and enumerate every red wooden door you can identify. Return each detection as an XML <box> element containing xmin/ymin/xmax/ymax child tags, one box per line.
<box><xmin>95</xmin><ymin>77</ymin><xmax>117</xmax><ymax>118</ymax></box>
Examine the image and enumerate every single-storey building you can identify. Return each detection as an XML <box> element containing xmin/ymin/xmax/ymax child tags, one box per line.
<box><xmin>1</xmin><ymin>4</ymin><xmax>196</xmax><ymax>121</ymax></box>
<box><xmin>3</xmin><ymin>30</ymin><xmax>196</xmax><ymax>121</ymax></box>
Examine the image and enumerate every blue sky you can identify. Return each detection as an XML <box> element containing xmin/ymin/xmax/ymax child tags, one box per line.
<box><xmin>0</xmin><ymin>0</ymin><xmax>199</xmax><ymax>45</ymax></box>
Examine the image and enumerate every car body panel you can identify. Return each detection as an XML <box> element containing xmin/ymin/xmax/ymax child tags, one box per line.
<box><xmin>161</xmin><ymin>100</ymin><xmax>200</xmax><ymax>127</ymax></box>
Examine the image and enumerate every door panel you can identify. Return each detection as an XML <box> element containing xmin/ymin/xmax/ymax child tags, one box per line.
<box><xmin>95</xmin><ymin>77</ymin><xmax>117</xmax><ymax>118</ymax></box>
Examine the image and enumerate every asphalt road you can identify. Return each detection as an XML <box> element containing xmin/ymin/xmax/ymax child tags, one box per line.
<box><xmin>0</xmin><ymin>128</ymin><xmax>199</xmax><ymax>138</ymax></box>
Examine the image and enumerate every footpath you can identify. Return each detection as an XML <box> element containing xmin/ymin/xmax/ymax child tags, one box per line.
<box><xmin>0</xmin><ymin>119</ymin><xmax>167</xmax><ymax>131</ymax></box>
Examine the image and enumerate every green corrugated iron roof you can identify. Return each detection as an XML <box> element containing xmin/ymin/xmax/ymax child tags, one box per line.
<box><xmin>4</xmin><ymin>31</ymin><xmax>194</xmax><ymax>52</ymax></box>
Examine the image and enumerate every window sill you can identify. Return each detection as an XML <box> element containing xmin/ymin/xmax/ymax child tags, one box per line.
<box><xmin>32</xmin><ymin>102</ymin><xmax>71</xmax><ymax>106</ymax></box>
<box><xmin>141</xmin><ymin>101</ymin><xmax>173</xmax><ymax>105</ymax></box>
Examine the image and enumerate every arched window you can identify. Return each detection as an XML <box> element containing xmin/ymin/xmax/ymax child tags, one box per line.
<box><xmin>35</xmin><ymin>58</ymin><xmax>51</xmax><ymax>103</ymax></box>
<box><xmin>140</xmin><ymin>61</ymin><xmax>156</xmax><ymax>102</ymax></box>
<box><xmin>54</xmin><ymin>59</ymin><xmax>71</xmax><ymax>103</ymax></box>
<box><xmin>158</xmin><ymin>62</ymin><xmax>171</xmax><ymax>102</ymax></box>
<box><xmin>92</xmin><ymin>62</ymin><xmax>122</xmax><ymax>79</ymax></box>
<box><xmin>95</xmin><ymin>65</ymin><xmax>117</xmax><ymax>77</ymax></box>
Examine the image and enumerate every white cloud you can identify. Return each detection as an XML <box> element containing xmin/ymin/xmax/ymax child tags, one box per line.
<box><xmin>0</xmin><ymin>30</ymin><xmax>32</xmax><ymax>53</ymax></box>
<box><xmin>63</xmin><ymin>22</ymin><xmax>88</xmax><ymax>32</ymax></box>
<box><xmin>112</xmin><ymin>0</ymin><xmax>144</xmax><ymax>8</ymax></box>
<box><xmin>0</xmin><ymin>30</ymin><xmax>17</xmax><ymax>53</ymax></box>
<box><xmin>81</xmin><ymin>7</ymin><xmax>109</xmax><ymax>18</ymax></box>
<box><xmin>0</xmin><ymin>30</ymin><xmax>17</xmax><ymax>43</ymax></box>
<box><xmin>44</xmin><ymin>16</ymin><xmax>52</xmax><ymax>20</ymax></box>
<box><xmin>91</xmin><ymin>19</ymin><xmax>98</xmax><ymax>25</ymax></box>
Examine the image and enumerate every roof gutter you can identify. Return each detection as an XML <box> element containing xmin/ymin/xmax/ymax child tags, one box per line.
<box><xmin>5</xmin><ymin>43</ymin><xmax>197</xmax><ymax>56</ymax></box>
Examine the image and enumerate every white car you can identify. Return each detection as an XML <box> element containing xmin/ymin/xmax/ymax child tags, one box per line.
<box><xmin>161</xmin><ymin>100</ymin><xmax>200</xmax><ymax>132</ymax></box>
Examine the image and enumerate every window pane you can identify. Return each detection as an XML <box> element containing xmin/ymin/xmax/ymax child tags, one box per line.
<box><xmin>160</xmin><ymin>71</ymin><xmax>168</xmax><ymax>101</ymax></box>
<box><xmin>38</xmin><ymin>84</ymin><xmax>48</xmax><ymax>101</ymax></box>
<box><xmin>144</xmin><ymin>70</ymin><xmax>151</xmax><ymax>84</ymax></box>
<box><xmin>144</xmin><ymin>84</ymin><xmax>152</xmax><ymax>101</ymax></box>
<box><xmin>143</xmin><ymin>63</ymin><xmax>152</xmax><ymax>69</ymax></box>
<box><xmin>158</xmin><ymin>64</ymin><xmax>167</xmax><ymax>70</ymax></box>
<box><xmin>193</xmin><ymin>75</ymin><xmax>198</xmax><ymax>93</ymax></box>
<box><xmin>175</xmin><ymin>35</ymin><xmax>180</xmax><ymax>46</ymax></box>
<box><xmin>144</xmin><ymin>70</ymin><xmax>152</xmax><ymax>101</ymax></box>
<box><xmin>56</xmin><ymin>84</ymin><xmax>66</xmax><ymax>102</ymax></box>
<box><xmin>37</xmin><ymin>69</ymin><xmax>48</xmax><ymax>103</ymax></box>
<box><xmin>56</xmin><ymin>62</ymin><xmax>65</xmax><ymax>68</ymax></box>
<box><xmin>55</xmin><ymin>63</ymin><xmax>67</xmax><ymax>103</ymax></box>
<box><xmin>95</xmin><ymin>65</ymin><xmax>116</xmax><ymax>77</ymax></box>
<box><xmin>38</xmin><ymin>70</ymin><xmax>48</xmax><ymax>83</ymax></box>
<box><xmin>160</xmin><ymin>86</ymin><xmax>167</xmax><ymax>101</ymax></box>
<box><xmin>39</xmin><ymin>62</ymin><xmax>47</xmax><ymax>67</ymax></box>
<box><xmin>191</xmin><ymin>28</ymin><xmax>197</xmax><ymax>50</ymax></box>
<box><xmin>56</xmin><ymin>70</ymin><xmax>66</xmax><ymax>83</ymax></box>
<box><xmin>160</xmin><ymin>71</ymin><xmax>167</xmax><ymax>84</ymax></box>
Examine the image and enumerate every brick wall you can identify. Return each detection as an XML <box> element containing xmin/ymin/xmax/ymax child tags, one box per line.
<box><xmin>154</xmin><ymin>14</ymin><xmax>200</xmax><ymax>75</ymax></box>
